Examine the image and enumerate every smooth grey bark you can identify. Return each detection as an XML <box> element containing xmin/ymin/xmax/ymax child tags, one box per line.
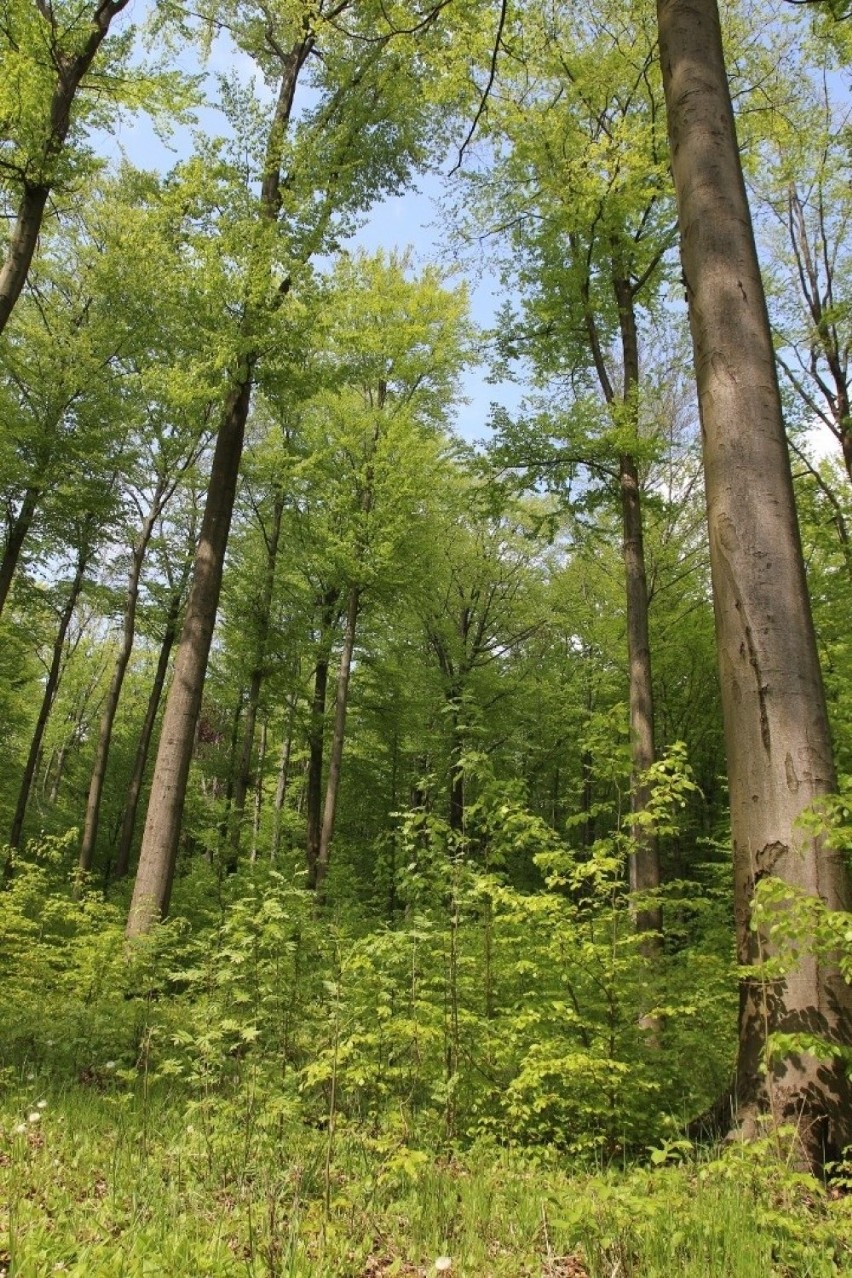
<box><xmin>0</xmin><ymin>0</ymin><xmax>131</xmax><ymax>335</ymax></box>
<box><xmin>113</xmin><ymin>582</ymin><xmax>184</xmax><ymax>881</ymax></box>
<box><xmin>659</xmin><ymin>0</ymin><xmax>852</xmax><ymax>1161</ymax></box>
<box><xmin>315</xmin><ymin>585</ymin><xmax>360</xmax><ymax>896</ymax></box>
<box><xmin>8</xmin><ymin>537</ymin><xmax>91</xmax><ymax>853</ymax></box>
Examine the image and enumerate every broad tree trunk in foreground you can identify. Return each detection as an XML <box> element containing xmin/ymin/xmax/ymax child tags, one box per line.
<box><xmin>315</xmin><ymin>586</ymin><xmax>360</xmax><ymax>896</ymax></box>
<box><xmin>659</xmin><ymin>0</ymin><xmax>852</xmax><ymax>1161</ymax></box>
<box><xmin>127</xmin><ymin>373</ymin><xmax>254</xmax><ymax>934</ymax></box>
<box><xmin>8</xmin><ymin>541</ymin><xmax>90</xmax><ymax>853</ymax></box>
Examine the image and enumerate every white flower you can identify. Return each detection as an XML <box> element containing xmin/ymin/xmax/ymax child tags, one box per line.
<box><xmin>37</xmin><ymin>1099</ymin><xmax>47</xmax><ymax>1109</ymax></box>
<box><xmin>104</xmin><ymin>1061</ymin><xmax>116</xmax><ymax>1072</ymax></box>
<box><xmin>14</xmin><ymin>1123</ymin><xmax>27</xmax><ymax>1135</ymax></box>
<box><xmin>28</xmin><ymin>1111</ymin><xmax>41</xmax><ymax>1124</ymax></box>
<box><xmin>46</xmin><ymin>1039</ymin><xmax>54</xmax><ymax>1047</ymax></box>
<box><xmin>26</xmin><ymin>1072</ymin><xmax>35</xmax><ymax>1081</ymax></box>
<box><xmin>434</xmin><ymin>1260</ymin><xmax>452</xmax><ymax>1273</ymax></box>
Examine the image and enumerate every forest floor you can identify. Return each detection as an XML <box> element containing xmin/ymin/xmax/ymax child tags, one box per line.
<box><xmin>1</xmin><ymin>1080</ymin><xmax>851</xmax><ymax>1278</ymax></box>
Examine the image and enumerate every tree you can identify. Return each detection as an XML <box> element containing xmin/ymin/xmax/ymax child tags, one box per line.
<box><xmin>658</xmin><ymin>0</ymin><xmax>852</xmax><ymax>1162</ymax></box>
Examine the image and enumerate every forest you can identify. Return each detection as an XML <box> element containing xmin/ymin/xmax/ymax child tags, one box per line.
<box><xmin>2</xmin><ymin>0</ymin><xmax>852</xmax><ymax>1273</ymax></box>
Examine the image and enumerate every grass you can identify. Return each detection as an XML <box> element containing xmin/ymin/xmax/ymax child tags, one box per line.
<box><xmin>2</xmin><ymin>1078</ymin><xmax>852</xmax><ymax>1277</ymax></box>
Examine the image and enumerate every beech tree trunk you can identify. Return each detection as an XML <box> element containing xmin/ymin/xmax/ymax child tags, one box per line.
<box><xmin>79</xmin><ymin>504</ymin><xmax>160</xmax><ymax>872</ymax></box>
<box><xmin>127</xmin><ymin>372</ymin><xmax>254</xmax><ymax>933</ymax></box>
<box><xmin>8</xmin><ymin>539</ymin><xmax>91</xmax><ymax>853</ymax></box>
<box><xmin>582</xmin><ymin>261</ymin><xmax>661</xmax><ymax>937</ymax></box>
<box><xmin>126</xmin><ymin>46</ymin><xmax>310</xmax><ymax>936</ymax></box>
<box><xmin>271</xmin><ymin>689</ymin><xmax>298</xmax><ymax>862</ymax></box>
<box><xmin>113</xmin><ymin>584</ymin><xmax>183</xmax><ymax>881</ymax></box>
<box><xmin>659</xmin><ymin>0</ymin><xmax>852</xmax><ymax>1161</ymax></box>
<box><xmin>306</xmin><ymin>592</ymin><xmax>338</xmax><ymax>889</ymax></box>
<box><xmin>0</xmin><ymin>0</ymin><xmax>131</xmax><ymax>336</ymax></box>
<box><xmin>315</xmin><ymin>585</ymin><xmax>360</xmax><ymax>896</ymax></box>
<box><xmin>0</xmin><ymin>486</ymin><xmax>40</xmax><ymax>620</ymax></box>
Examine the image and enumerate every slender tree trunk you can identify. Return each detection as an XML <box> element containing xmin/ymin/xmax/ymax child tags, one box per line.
<box><xmin>0</xmin><ymin>0</ymin><xmax>131</xmax><ymax>336</ymax></box>
<box><xmin>126</xmin><ymin>47</ymin><xmax>310</xmax><ymax>936</ymax></box>
<box><xmin>8</xmin><ymin>541</ymin><xmax>90</xmax><ymax>853</ymax></box>
<box><xmin>315</xmin><ymin>586</ymin><xmax>360</xmax><ymax>895</ymax></box>
<box><xmin>271</xmin><ymin>689</ymin><xmax>298</xmax><ymax>862</ymax></box>
<box><xmin>79</xmin><ymin>506</ymin><xmax>159</xmax><ymax>872</ymax></box>
<box><xmin>251</xmin><ymin>717</ymin><xmax>268</xmax><ymax>862</ymax></box>
<box><xmin>0</xmin><ymin>486</ymin><xmax>41</xmax><ymax>621</ymax></box>
<box><xmin>113</xmin><ymin>585</ymin><xmax>183</xmax><ymax>881</ymax></box>
<box><xmin>127</xmin><ymin>372</ymin><xmax>254</xmax><ymax>933</ymax></box>
<box><xmin>229</xmin><ymin>490</ymin><xmax>284</xmax><ymax>862</ymax></box>
<box><xmin>448</xmin><ymin>692</ymin><xmax>465</xmax><ymax>834</ymax></box>
<box><xmin>659</xmin><ymin>0</ymin><xmax>852</xmax><ymax>1161</ymax></box>
<box><xmin>583</xmin><ymin>261</ymin><xmax>661</xmax><ymax>936</ymax></box>
<box><xmin>306</xmin><ymin>594</ymin><xmax>338</xmax><ymax>889</ymax></box>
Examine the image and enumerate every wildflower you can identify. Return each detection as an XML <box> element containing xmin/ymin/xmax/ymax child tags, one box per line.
<box><xmin>28</xmin><ymin>1112</ymin><xmax>41</xmax><ymax>1124</ymax></box>
<box><xmin>37</xmin><ymin>1099</ymin><xmax>47</xmax><ymax>1109</ymax></box>
<box><xmin>26</xmin><ymin>1072</ymin><xmax>34</xmax><ymax>1081</ymax></box>
<box><xmin>14</xmin><ymin>1123</ymin><xmax>27</xmax><ymax>1135</ymax></box>
<box><xmin>434</xmin><ymin>1259</ymin><xmax>452</xmax><ymax>1273</ymax></box>
<box><xmin>104</xmin><ymin>1061</ymin><xmax>116</xmax><ymax>1072</ymax></box>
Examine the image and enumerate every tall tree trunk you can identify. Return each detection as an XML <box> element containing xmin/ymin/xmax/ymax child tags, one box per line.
<box><xmin>305</xmin><ymin>593</ymin><xmax>338</xmax><ymax>889</ymax></box>
<box><xmin>251</xmin><ymin>716</ymin><xmax>268</xmax><ymax>862</ymax></box>
<box><xmin>0</xmin><ymin>0</ymin><xmax>131</xmax><ymax>336</ymax></box>
<box><xmin>127</xmin><ymin>372</ymin><xmax>254</xmax><ymax>933</ymax></box>
<box><xmin>126</xmin><ymin>46</ymin><xmax>310</xmax><ymax>936</ymax></box>
<box><xmin>8</xmin><ymin>540</ymin><xmax>90</xmax><ymax>853</ymax></box>
<box><xmin>582</xmin><ymin>260</ymin><xmax>661</xmax><ymax>936</ymax></box>
<box><xmin>659</xmin><ymin>0</ymin><xmax>852</xmax><ymax>1161</ymax></box>
<box><xmin>315</xmin><ymin>585</ymin><xmax>360</xmax><ymax>896</ymax></box>
<box><xmin>0</xmin><ymin>486</ymin><xmax>41</xmax><ymax>621</ymax></box>
<box><xmin>113</xmin><ymin>584</ymin><xmax>183</xmax><ymax>881</ymax></box>
<box><xmin>271</xmin><ymin>689</ymin><xmax>298</xmax><ymax>862</ymax></box>
<box><xmin>79</xmin><ymin>504</ymin><xmax>160</xmax><ymax>872</ymax></box>
<box><xmin>229</xmin><ymin>489</ymin><xmax>285</xmax><ymax>862</ymax></box>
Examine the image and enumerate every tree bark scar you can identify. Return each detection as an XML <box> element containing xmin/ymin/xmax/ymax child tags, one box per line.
<box><xmin>785</xmin><ymin>752</ymin><xmax>800</xmax><ymax>793</ymax></box>
<box><xmin>741</xmin><ymin>618</ymin><xmax>771</xmax><ymax>752</ymax></box>
<box><xmin>754</xmin><ymin>840</ymin><xmax>786</xmax><ymax>883</ymax></box>
<box><xmin>716</xmin><ymin>516</ymin><xmax>771</xmax><ymax>751</ymax></box>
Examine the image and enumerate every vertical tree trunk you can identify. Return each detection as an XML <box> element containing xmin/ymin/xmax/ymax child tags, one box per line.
<box><xmin>79</xmin><ymin>504</ymin><xmax>160</xmax><ymax>872</ymax></box>
<box><xmin>0</xmin><ymin>486</ymin><xmax>41</xmax><ymax>620</ymax></box>
<box><xmin>271</xmin><ymin>689</ymin><xmax>298</xmax><ymax>862</ymax></box>
<box><xmin>8</xmin><ymin>540</ymin><xmax>90</xmax><ymax>853</ymax></box>
<box><xmin>582</xmin><ymin>261</ymin><xmax>661</xmax><ymax>936</ymax></box>
<box><xmin>113</xmin><ymin>584</ymin><xmax>183</xmax><ymax>881</ymax></box>
<box><xmin>229</xmin><ymin>490</ymin><xmax>284</xmax><ymax>861</ymax></box>
<box><xmin>659</xmin><ymin>0</ymin><xmax>852</xmax><ymax>1160</ymax></box>
<box><xmin>251</xmin><ymin>716</ymin><xmax>268</xmax><ymax>862</ymax></box>
<box><xmin>126</xmin><ymin>47</ymin><xmax>310</xmax><ymax>936</ymax></box>
<box><xmin>0</xmin><ymin>0</ymin><xmax>131</xmax><ymax>336</ymax></box>
<box><xmin>315</xmin><ymin>586</ymin><xmax>360</xmax><ymax>895</ymax></box>
<box><xmin>127</xmin><ymin>372</ymin><xmax>254</xmax><ymax>933</ymax></box>
<box><xmin>305</xmin><ymin>593</ymin><xmax>338</xmax><ymax>889</ymax></box>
